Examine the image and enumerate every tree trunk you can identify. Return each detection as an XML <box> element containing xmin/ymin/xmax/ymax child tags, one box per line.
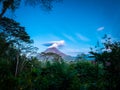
<box><xmin>15</xmin><ymin>54</ymin><xmax>19</xmax><ymax>77</ymax></box>
<box><xmin>0</xmin><ymin>7</ymin><xmax>7</xmax><ymax>19</ymax></box>
<box><xmin>0</xmin><ymin>0</ymin><xmax>14</xmax><ymax>19</ymax></box>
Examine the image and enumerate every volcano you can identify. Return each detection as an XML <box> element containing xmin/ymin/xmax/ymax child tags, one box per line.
<box><xmin>44</xmin><ymin>47</ymin><xmax>67</xmax><ymax>58</ymax></box>
<box><xmin>37</xmin><ymin>47</ymin><xmax>75</xmax><ymax>61</ymax></box>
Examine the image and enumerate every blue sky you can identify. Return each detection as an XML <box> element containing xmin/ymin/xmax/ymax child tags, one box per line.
<box><xmin>7</xmin><ymin>0</ymin><xmax>120</xmax><ymax>56</ymax></box>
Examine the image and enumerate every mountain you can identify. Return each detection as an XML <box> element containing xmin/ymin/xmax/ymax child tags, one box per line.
<box><xmin>44</xmin><ymin>47</ymin><xmax>67</xmax><ymax>58</ymax></box>
<box><xmin>37</xmin><ymin>47</ymin><xmax>75</xmax><ymax>61</ymax></box>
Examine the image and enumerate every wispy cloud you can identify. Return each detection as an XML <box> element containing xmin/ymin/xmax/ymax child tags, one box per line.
<box><xmin>97</xmin><ymin>26</ymin><xmax>104</xmax><ymax>31</ymax></box>
<box><xmin>62</xmin><ymin>33</ymin><xmax>76</xmax><ymax>42</ymax></box>
<box><xmin>76</xmin><ymin>33</ymin><xmax>90</xmax><ymax>41</ymax></box>
<box><xmin>65</xmin><ymin>49</ymin><xmax>81</xmax><ymax>53</ymax></box>
<box><xmin>43</xmin><ymin>40</ymin><xmax>65</xmax><ymax>48</ymax></box>
<box><xmin>63</xmin><ymin>48</ymin><xmax>90</xmax><ymax>56</ymax></box>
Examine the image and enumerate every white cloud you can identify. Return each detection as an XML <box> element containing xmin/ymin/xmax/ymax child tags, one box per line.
<box><xmin>76</xmin><ymin>33</ymin><xmax>90</xmax><ymax>41</ymax></box>
<box><xmin>62</xmin><ymin>33</ymin><xmax>76</xmax><ymax>42</ymax></box>
<box><xmin>43</xmin><ymin>40</ymin><xmax>65</xmax><ymax>48</ymax></box>
<box><xmin>97</xmin><ymin>26</ymin><xmax>104</xmax><ymax>31</ymax></box>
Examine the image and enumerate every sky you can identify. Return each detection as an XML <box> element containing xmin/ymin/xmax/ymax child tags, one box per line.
<box><xmin>7</xmin><ymin>0</ymin><xmax>120</xmax><ymax>56</ymax></box>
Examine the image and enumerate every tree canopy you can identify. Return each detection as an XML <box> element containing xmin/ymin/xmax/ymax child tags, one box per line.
<box><xmin>0</xmin><ymin>0</ymin><xmax>62</xmax><ymax>18</ymax></box>
<box><xmin>90</xmin><ymin>35</ymin><xmax>120</xmax><ymax>89</ymax></box>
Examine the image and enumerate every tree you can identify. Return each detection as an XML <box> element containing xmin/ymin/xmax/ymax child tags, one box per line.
<box><xmin>0</xmin><ymin>17</ymin><xmax>38</xmax><ymax>77</ymax></box>
<box><xmin>75</xmin><ymin>53</ymin><xmax>86</xmax><ymax>61</ymax></box>
<box><xmin>0</xmin><ymin>0</ymin><xmax>62</xmax><ymax>18</ymax></box>
<box><xmin>90</xmin><ymin>35</ymin><xmax>120</xmax><ymax>89</ymax></box>
<box><xmin>0</xmin><ymin>17</ymin><xmax>32</xmax><ymax>56</ymax></box>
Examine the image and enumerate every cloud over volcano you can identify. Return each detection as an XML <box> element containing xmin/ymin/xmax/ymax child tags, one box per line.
<box><xmin>43</xmin><ymin>40</ymin><xmax>65</xmax><ymax>48</ymax></box>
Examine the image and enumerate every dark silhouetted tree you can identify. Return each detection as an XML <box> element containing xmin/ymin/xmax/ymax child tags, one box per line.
<box><xmin>90</xmin><ymin>35</ymin><xmax>120</xmax><ymax>90</ymax></box>
<box><xmin>0</xmin><ymin>0</ymin><xmax>62</xmax><ymax>18</ymax></box>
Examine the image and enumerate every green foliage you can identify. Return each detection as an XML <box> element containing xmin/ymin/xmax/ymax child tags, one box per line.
<box><xmin>76</xmin><ymin>53</ymin><xmax>87</xmax><ymax>61</ymax></box>
<box><xmin>0</xmin><ymin>56</ymin><xmax>105</xmax><ymax>90</ymax></box>
<box><xmin>22</xmin><ymin>60</ymin><xmax>103</xmax><ymax>90</ymax></box>
<box><xmin>0</xmin><ymin>17</ymin><xmax>37</xmax><ymax>89</ymax></box>
<box><xmin>0</xmin><ymin>17</ymin><xmax>32</xmax><ymax>43</ymax></box>
<box><xmin>90</xmin><ymin>35</ymin><xmax>120</xmax><ymax>89</ymax></box>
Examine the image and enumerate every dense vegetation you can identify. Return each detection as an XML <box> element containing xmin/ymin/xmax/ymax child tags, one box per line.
<box><xmin>0</xmin><ymin>56</ymin><xmax>104</xmax><ymax>90</ymax></box>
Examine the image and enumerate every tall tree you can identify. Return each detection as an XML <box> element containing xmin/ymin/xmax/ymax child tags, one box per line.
<box><xmin>0</xmin><ymin>17</ymin><xmax>32</xmax><ymax>53</ymax></box>
<box><xmin>90</xmin><ymin>35</ymin><xmax>120</xmax><ymax>89</ymax></box>
<box><xmin>0</xmin><ymin>17</ymin><xmax>36</xmax><ymax>76</ymax></box>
